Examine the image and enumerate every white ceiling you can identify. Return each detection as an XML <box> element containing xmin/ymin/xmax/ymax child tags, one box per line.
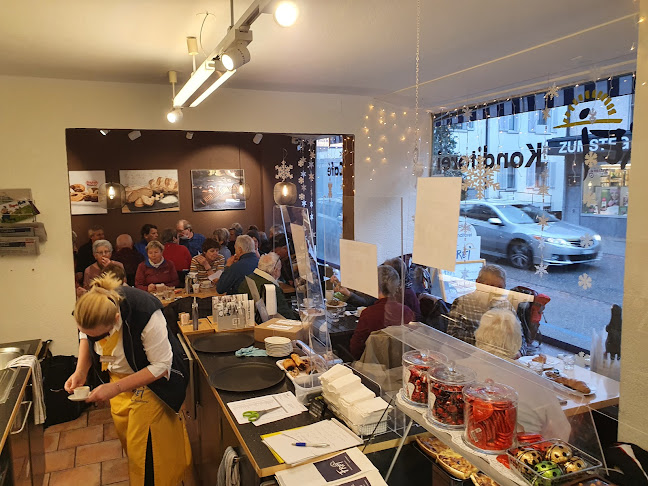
<box><xmin>0</xmin><ymin>0</ymin><xmax>638</xmax><ymax>111</ymax></box>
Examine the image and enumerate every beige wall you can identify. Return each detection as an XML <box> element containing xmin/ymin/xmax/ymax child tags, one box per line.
<box><xmin>618</xmin><ymin>1</ymin><xmax>648</xmax><ymax>449</ymax></box>
<box><xmin>0</xmin><ymin>75</ymin><xmax>423</xmax><ymax>355</ymax></box>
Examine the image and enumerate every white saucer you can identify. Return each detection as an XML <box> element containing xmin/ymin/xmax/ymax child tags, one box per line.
<box><xmin>68</xmin><ymin>395</ymin><xmax>89</xmax><ymax>402</ymax></box>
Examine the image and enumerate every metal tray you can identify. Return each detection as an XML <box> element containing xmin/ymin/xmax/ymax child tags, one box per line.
<box><xmin>209</xmin><ymin>362</ymin><xmax>285</xmax><ymax>392</ymax></box>
<box><xmin>192</xmin><ymin>333</ymin><xmax>254</xmax><ymax>354</ymax></box>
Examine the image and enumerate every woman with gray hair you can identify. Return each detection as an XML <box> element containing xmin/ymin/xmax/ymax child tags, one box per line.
<box><xmin>135</xmin><ymin>240</ymin><xmax>179</xmax><ymax>291</ymax></box>
<box><xmin>82</xmin><ymin>239</ymin><xmax>124</xmax><ymax>289</ymax></box>
<box><xmin>213</xmin><ymin>228</ymin><xmax>231</xmax><ymax>261</ymax></box>
<box><xmin>349</xmin><ymin>265</ymin><xmax>415</xmax><ymax>359</ymax></box>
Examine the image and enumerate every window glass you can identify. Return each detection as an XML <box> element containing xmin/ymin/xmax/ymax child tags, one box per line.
<box><xmin>315</xmin><ymin>136</ymin><xmax>344</xmax><ymax>266</ymax></box>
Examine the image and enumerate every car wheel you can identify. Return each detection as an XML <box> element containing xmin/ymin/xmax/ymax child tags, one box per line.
<box><xmin>508</xmin><ymin>240</ymin><xmax>533</xmax><ymax>269</ymax></box>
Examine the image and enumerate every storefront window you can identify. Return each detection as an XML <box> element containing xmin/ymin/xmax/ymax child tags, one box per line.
<box><xmin>315</xmin><ymin>136</ymin><xmax>344</xmax><ymax>266</ymax></box>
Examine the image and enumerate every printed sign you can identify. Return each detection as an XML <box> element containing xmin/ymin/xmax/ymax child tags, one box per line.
<box><xmin>313</xmin><ymin>452</ymin><xmax>361</xmax><ymax>482</ymax></box>
<box><xmin>69</xmin><ymin>171</ymin><xmax>107</xmax><ymax>215</ymax></box>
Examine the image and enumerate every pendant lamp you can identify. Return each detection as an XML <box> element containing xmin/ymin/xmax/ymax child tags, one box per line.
<box><xmin>98</xmin><ymin>182</ymin><xmax>126</xmax><ymax>210</ymax></box>
<box><xmin>231</xmin><ymin>140</ymin><xmax>251</xmax><ymax>201</ymax></box>
<box><xmin>273</xmin><ymin>148</ymin><xmax>297</xmax><ymax>205</ymax></box>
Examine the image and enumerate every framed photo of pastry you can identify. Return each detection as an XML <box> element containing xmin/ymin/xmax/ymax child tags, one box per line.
<box><xmin>191</xmin><ymin>169</ymin><xmax>246</xmax><ymax>211</ymax></box>
<box><xmin>119</xmin><ymin>170</ymin><xmax>179</xmax><ymax>213</ymax></box>
<box><xmin>69</xmin><ymin>170</ymin><xmax>107</xmax><ymax>215</ymax></box>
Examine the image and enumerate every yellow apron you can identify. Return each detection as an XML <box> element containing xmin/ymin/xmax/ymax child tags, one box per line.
<box><xmin>99</xmin><ymin>329</ymin><xmax>192</xmax><ymax>486</ymax></box>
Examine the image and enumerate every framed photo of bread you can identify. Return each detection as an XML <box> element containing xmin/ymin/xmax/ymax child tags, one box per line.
<box><xmin>69</xmin><ymin>170</ymin><xmax>107</xmax><ymax>215</ymax></box>
<box><xmin>191</xmin><ymin>169</ymin><xmax>246</xmax><ymax>211</ymax></box>
<box><xmin>119</xmin><ymin>170</ymin><xmax>180</xmax><ymax>213</ymax></box>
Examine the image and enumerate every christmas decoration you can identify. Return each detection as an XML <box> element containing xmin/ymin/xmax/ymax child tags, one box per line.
<box><xmin>309</xmin><ymin>173</ymin><xmax>314</xmax><ymax>181</ymax></box>
<box><xmin>578</xmin><ymin>273</ymin><xmax>592</xmax><ymax>290</ymax></box>
<box><xmin>580</xmin><ymin>234</ymin><xmax>594</xmax><ymax>248</ymax></box>
<box><xmin>298</xmin><ymin>157</ymin><xmax>306</xmax><ymax>167</ymax></box>
<box><xmin>584</xmin><ymin>151</ymin><xmax>598</xmax><ymax>168</ymax></box>
<box><xmin>542</xmin><ymin>106</ymin><xmax>551</xmax><ymax>121</ymax></box>
<box><xmin>588</xmin><ymin>110</ymin><xmax>597</xmax><ymax>122</ymax></box>
<box><xmin>275</xmin><ymin>159</ymin><xmax>293</xmax><ymax>181</ymax></box>
<box><xmin>537</xmin><ymin>215</ymin><xmax>550</xmax><ymax>230</ymax></box>
<box><xmin>298</xmin><ymin>176</ymin><xmax>304</xmax><ymax>185</ymax></box>
<box><xmin>535</xmin><ymin>262</ymin><xmax>549</xmax><ymax>278</ymax></box>
<box><xmin>462</xmin><ymin>106</ymin><xmax>473</xmax><ymax>120</ymax></box>
<box><xmin>545</xmin><ymin>83</ymin><xmax>559</xmax><ymax>100</ymax></box>
<box><xmin>461</xmin><ymin>156</ymin><xmax>500</xmax><ymax>199</ymax></box>
<box><xmin>299</xmin><ymin>193</ymin><xmax>305</xmax><ymax>201</ymax></box>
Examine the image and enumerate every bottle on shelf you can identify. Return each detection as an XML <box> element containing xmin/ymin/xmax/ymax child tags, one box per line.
<box><xmin>192</xmin><ymin>297</ymin><xmax>199</xmax><ymax>331</ymax></box>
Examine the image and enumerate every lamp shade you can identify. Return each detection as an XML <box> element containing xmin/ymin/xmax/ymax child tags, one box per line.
<box><xmin>231</xmin><ymin>181</ymin><xmax>251</xmax><ymax>201</ymax></box>
<box><xmin>273</xmin><ymin>181</ymin><xmax>297</xmax><ymax>205</ymax></box>
<box><xmin>98</xmin><ymin>182</ymin><xmax>126</xmax><ymax>210</ymax></box>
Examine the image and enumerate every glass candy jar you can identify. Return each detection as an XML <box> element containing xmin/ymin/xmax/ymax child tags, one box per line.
<box><xmin>463</xmin><ymin>379</ymin><xmax>518</xmax><ymax>454</ymax></box>
<box><xmin>401</xmin><ymin>350</ymin><xmax>447</xmax><ymax>407</ymax></box>
<box><xmin>426</xmin><ymin>364</ymin><xmax>476</xmax><ymax>429</ymax></box>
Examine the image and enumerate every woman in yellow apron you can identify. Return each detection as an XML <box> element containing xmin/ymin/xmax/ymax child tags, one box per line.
<box><xmin>65</xmin><ymin>273</ymin><xmax>192</xmax><ymax>485</ymax></box>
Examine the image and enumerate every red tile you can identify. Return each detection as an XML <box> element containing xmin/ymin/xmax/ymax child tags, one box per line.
<box><xmin>44</xmin><ymin>432</ymin><xmax>59</xmax><ymax>453</ymax></box>
<box><xmin>76</xmin><ymin>439</ymin><xmax>123</xmax><ymax>466</ymax></box>
<box><xmin>104</xmin><ymin>423</ymin><xmax>119</xmax><ymax>441</ymax></box>
<box><xmin>88</xmin><ymin>408</ymin><xmax>113</xmax><ymax>426</ymax></box>
<box><xmin>44</xmin><ymin>448</ymin><xmax>75</xmax><ymax>473</ymax></box>
<box><xmin>45</xmin><ymin>413</ymin><xmax>88</xmax><ymax>434</ymax></box>
<box><xmin>58</xmin><ymin>424</ymin><xmax>103</xmax><ymax>449</ymax></box>
<box><xmin>49</xmin><ymin>463</ymin><xmax>101</xmax><ymax>486</ymax></box>
<box><xmin>101</xmin><ymin>457</ymin><xmax>129</xmax><ymax>485</ymax></box>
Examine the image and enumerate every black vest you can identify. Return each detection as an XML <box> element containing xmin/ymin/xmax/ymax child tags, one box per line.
<box><xmin>87</xmin><ymin>286</ymin><xmax>188</xmax><ymax>412</ymax></box>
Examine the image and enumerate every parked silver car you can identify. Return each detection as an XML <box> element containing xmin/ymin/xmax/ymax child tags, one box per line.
<box><xmin>460</xmin><ymin>201</ymin><xmax>601</xmax><ymax>268</ymax></box>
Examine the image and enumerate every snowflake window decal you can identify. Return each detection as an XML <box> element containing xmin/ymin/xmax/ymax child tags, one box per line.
<box><xmin>537</xmin><ymin>215</ymin><xmax>550</xmax><ymax>230</ymax></box>
<box><xmin>578</xmin><ymin>273</ymin><xmax>592</xmax><ymax>290</ymax></box>
<box><xmin>542</xmin><ymin>107</ymin><xmax>551</xmax><ymax>121</ymax></box>
<box><xmin>461</xmin><ymin>155</ymin><xmax>500</xmax><ymax>200</ymax></box>
<box><xmin>298</xmin><ymin>193</ymin><xmax>305</xmax><ymax>201</ymax></box>
<box><xmin>298</xmin><ymin>176</ymin><xmax>304</xmax><ymax>185</ymax></box>
<box><xmin>297</xmin><ymin>157</ymin><xmax>306</xmax><ymax>168</ymax></box>
<box><xmin>535</xmin><ymin>262</ymin><xmax>549</xmax><ymax>278</ymax></box>
<box><xmin>580</xmin><ymin>234</ymin><xmax>594</xmax><ymax>248</ymax></box>
<box><xmin>584</xmin><ymin>151</ymin><xmax>598</xmax><ymax>168</ymax></box>
<box><xmin>545</xmin><ymin>83</ymin><xmax>559</xmax><ymax>100</ymax></box>
<box><xmin>275</xmin><ymin>159</ymin><xmax>293</xmax><ymax>181</ymax></box>
<box><xmin>462</xmin><ymin>106</ymin><xmax>473</xmax><ymax>120</ymax></box>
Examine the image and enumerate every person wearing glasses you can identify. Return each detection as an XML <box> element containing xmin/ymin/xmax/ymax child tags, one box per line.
<box><xmin>65</xmin><ymin>273</ymin><xmax>191</xmax><ymax>486</ymax></box>
<box><xmin>82</xmin><ymin>240</ymin><xmax>124</xmax><ymax>290</ymax></box>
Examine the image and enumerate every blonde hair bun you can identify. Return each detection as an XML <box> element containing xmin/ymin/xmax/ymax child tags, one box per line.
<box><xmin>75</xmin><ymin>273</ymin><xmax>122</xmax><ymax>330</ymax></box>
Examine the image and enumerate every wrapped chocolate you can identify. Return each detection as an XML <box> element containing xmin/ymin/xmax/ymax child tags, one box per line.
<box><xmin>401</xmin><ymin>349</ymin><xmax>447</xmax><ymax>407</ymax></box>
<box><xmin>426</xmin><ymin>363</ymin><xmax>476</xmax><ymax>428</ymax></box>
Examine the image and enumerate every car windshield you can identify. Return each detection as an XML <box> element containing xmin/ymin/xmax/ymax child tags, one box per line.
<box><xmin>518</xmin><ymin>205</ymin><xmax>560</xmax><ymax>222</ymax></box>
<box><xmin>497</xmin><ymin>205</ymin><xmax>535</xmax><ymax>224</ymax></box>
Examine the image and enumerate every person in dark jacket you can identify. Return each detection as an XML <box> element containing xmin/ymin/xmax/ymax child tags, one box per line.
<box><xmin>350</xmin><ymin>265</ymin><xmax>414</xmax><ymax>360</ymax></box>
<box><xmin>217</xmin><ymin>235</ymin><xmax>259</xmax><ymax>295</ymax></box>
<box><xmin>75</xmin><ymin>225</ymin><xmax>105</xmax><ymax>275</ymax></box>
<box><xmin>134</xmin><ymin>240</ymin><xmax>179</xmax><ymax>291</ymax></box>
<box><xmin>134</xmin><ymin>224</ymin><xmax>158</xmax><ymax>257</ymax></box>
<box><xmin>238</xmin><ymin>252</ymin><xmax>299</xmax><ymax>322</ymax></box>
<box><xmin>65</xmin><ymin>274</ymin><xmax>191</xmax><ymax>485</ymax></box>
<box><xmin>112</xmin><ymin>234</ymin><xmax>144</xmax><ymax>287</ymax></box>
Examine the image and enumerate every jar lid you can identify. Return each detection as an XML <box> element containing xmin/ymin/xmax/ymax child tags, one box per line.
<box><xmin>403</xmin><ymin>349</ymin><xmax>448</xmax><ymax>366</ymax></box>
<box><xmin>428</xmin><ymin>363</ymin><xmax>476</xmax><ymax>385</ymax></box>
<box><xmin>463</xmin><ymin>379</ymin><xmax>518</xmax><ymax>403</ymax></box>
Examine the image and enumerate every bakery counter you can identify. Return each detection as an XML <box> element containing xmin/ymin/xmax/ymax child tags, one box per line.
<box><xmin>180</xmin><ymin>332</ymin><xmax>425</xmax><ymax>484</ymax></box>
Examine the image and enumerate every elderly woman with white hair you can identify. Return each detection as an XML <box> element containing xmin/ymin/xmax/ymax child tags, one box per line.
<box><xmin>238</xmin><ymin>252</ymin><xmax>299</xmax><ymax>322</ymax></box>
<box><xmin>475</xmin><ymin>308</ymin><xmax>523</xmax><ymax>360</ymax></box>
<box><xmin>350</xmin><ymin>265</ymin><xmax>415</xmax><ymax>359</ymax></box>
<box><xmin>82</xmin><ymin>239</ymin><xmax>124</xmax><ymax>290</ymax></box>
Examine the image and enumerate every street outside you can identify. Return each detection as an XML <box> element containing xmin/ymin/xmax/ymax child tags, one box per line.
<box><xmin>484</xmin><ymin>238</ymin><xmax>626</xmax><ymax>351</ymax></box>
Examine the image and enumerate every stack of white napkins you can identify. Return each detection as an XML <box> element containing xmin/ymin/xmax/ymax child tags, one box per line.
<box><xmin>274</xmin><ymin>446</ymin><xmax>387</xmax><ymax>486</ymax></box>
<box><xmin>320</xmin><ymin>364</ymin><xmax>353</xmax><ymax>392</ymax></box>
<box><xmin>338</xmin><ymin>387</ymin><xmax>375</xmax><ymax>417</ymax></box>
<box><xmin>348</xmin><ymin>397</ymin><xmax>391</xmax><ymax>425</ymax></box>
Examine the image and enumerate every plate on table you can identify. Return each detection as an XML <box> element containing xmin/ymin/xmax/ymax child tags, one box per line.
<box><xmin>68</xmin><ymin>395</ymin><xmax>89</xmax><ymax>402</ymax></box>
<box><xmin>209</xmin><ymin>362</ymin><xmax>285</xmax><ymax>392</ymax></box>
<box><xmin>518</xmin><ymin>355</ymin><xmax>561</xmax><ymax>369</ymax></box>
<box><xmin>544</xmin><ymin>371</ymin><xmax>596</xmax><ymax>397</ymax></box>
<box><xmin>192</xmin><ymin>333</ymin><xmax>254</xmax><ymax>354</ymax></box>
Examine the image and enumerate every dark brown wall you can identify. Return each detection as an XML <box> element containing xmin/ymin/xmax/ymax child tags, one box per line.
<box><xmin>66</xmin><ymin>129</ymin><xmax>298</xmax><ymax>245</ymax></box>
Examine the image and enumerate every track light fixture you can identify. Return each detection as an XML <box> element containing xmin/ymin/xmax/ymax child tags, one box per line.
<box><xmin>222</xmin><ymin>43</ymin><xmax>251</xmax><ymax>71</ymax></box>
<box><xmin>273</xmin><ymin>1</ymin><xmax>299</xmax><ymax>27</ymax></box>
<box><xmin>167</xmin><ymin>108</ymin><xmax>183</xmax><ymax>123</ymax></box>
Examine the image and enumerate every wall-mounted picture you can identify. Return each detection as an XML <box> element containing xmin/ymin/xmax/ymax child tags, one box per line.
<box><xmin>191</xmin><ymin>169</ymin><xmax>246</xmax><ymax>211</ymax></box>
<box><xmin>69</xmin><ymin>170</ymin><xmax>107</xmax><ymax>215</ymax></box>
<box><xmin>119</xmin><ymin>170</ymin><xmax>179</xmax><ymax>213</ymax></box>
<box><xmin>0</xmin><ymin>188</ymin><xmax>40</xmax><ymax>223</ymax></box>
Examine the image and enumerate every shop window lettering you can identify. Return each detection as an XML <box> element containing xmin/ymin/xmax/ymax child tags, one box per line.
<box><xmin>327</xmin><ymin>160</ymin><xmax>343</xmax><ymax>177</ymax></box>
<box><xmin>435</xmin><ymin>143</ymin><xmax>542</xmax><ymax>172</ymax></box>
<box><xmin>581</xmin><ymin>127</ymin><xmax>631</xmax><ymax>171</ymax></box>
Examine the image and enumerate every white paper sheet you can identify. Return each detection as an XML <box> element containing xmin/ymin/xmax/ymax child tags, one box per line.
<box><xmin>290</xmin><ymin>223</ymin><xmax>314</xmax><ymax>284</ymax></box>
<box><xmin>268</xmin><ymin>324</ymin><xmax>292</xmax><ymax>330</ymax></box>
<box><xmin>208</xmin><ymin>269</ymin><xmax>223</xmax><ymax>281</ymax></box>
<box><xmin>339</xmin><ymin>239</ymin><xmax>378</xmax><ymax>298</ymax></box>
<box><xmin>262</xmin><ymin>419</ymin><xmax>363</xmax><ymax>465</ymax></box>
<box><xmin>227</xmin><ymin>392</ymin><xmax>307</xmax><ymax>426</ymax></box>
<box><xmin>412</xmin><ymin>177</ymin><xmax>462</xmax><ymax>272</ymax></box>
<box><xmin>265</xmin><ymin>284</ymin><xmax>278</xmax><ymax>315</ymax></box>
<box><xmin>276</xmin><ymin>319</ymin><xmax>302</xmax><ymax>326</ymax></box>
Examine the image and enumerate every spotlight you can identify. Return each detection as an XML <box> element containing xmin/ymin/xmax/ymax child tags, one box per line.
<box><xmin>99</xmin><ymin>129</ymin><xmax>110</xmax><ymax>136</ymax></box>
<box><xmin>274</xmin><ymin>1</ymin><xmax>299</xmax><ymax>27</ymax></box>
<box><xmin>167</xmin><ymin>108</ymin><xmax>183</xmax><ymax>123</ymax></box>
<box><xmin>186</xmin><ymin>132</ymin><xmax>194</xmax><ymax>140</ymax></box>
<box><xmin>128</xmin><ymin>130</ymin><xmax>141</xmax><ymax>141</ymax></box>
<box><xmin>253</xmin><ymin>133</ymin><xmax>263</xmax><ymax>144</ymax></box>
<box><xmin>222</xmin><ymin>43</ymin><xmax>250</xmax><ymax>71</ymax></box>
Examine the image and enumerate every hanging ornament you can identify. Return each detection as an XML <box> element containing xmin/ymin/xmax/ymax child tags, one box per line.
<box><xmin>545</xmin><ymin>83</ymin><xmax>559</xmax><ymax>100</ymax></box>
<box><xmin>273</xmin><ymin>148</ymin><xmax>297</xmax><ymax>205</ymax></box>
<box><xmin>410</xmin><ymin>0</ymin><xmax>424</xmax><ymax>180</ymax></box>
<box><xmin>231</xmin><ymin>143</ymin><xmax>251</xmax><ymax>201</ymax></box>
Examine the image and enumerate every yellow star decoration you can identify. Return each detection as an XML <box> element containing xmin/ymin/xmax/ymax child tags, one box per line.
<box><xmin>537</xmin><ymin>215</ymin><xmax>550</xmax><ymax>229</ymax></box>
<box><xmin>584</xmin><ymin>151</ymin><xmax>598</xmax><ymax>168</ymax></box>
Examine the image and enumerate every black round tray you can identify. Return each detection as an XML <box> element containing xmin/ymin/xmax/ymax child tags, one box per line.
<box><xmin>192</xmin><ymin>333</ymin><xmax>254</xmax><ymax>354</ymax></box>
<box><xmin>209</xmin><ymin>362</ymin><xmax>285</xmax><ymax>392</ymax></box>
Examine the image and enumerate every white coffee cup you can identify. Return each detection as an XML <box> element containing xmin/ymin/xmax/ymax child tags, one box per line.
<box><xmin>192</xmin><ymin>283</ymin><xmax>200</xmax><ymax>294</ymax></box>
<box><xmin>179</xmin><ymin>312</ymin><xmax>190</xmax><ymax>325</ymax></box>
<box><xmin>73</xmin><ymin>386</ymin><xmax>90</xmax><ymax>399</ymax></box>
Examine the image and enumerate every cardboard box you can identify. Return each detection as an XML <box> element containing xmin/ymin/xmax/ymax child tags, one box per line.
<box><xmin>254</xmin><ymin>318</ymin><xmax>309</xmax><ymax>343</ymax></box>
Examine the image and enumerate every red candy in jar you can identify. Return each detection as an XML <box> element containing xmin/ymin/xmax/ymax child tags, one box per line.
<box><xmin>463</xmin><ymin>379</ymin><xmax>518</xmax><ymax>454</ymax></box>
<box><xmin>426</xmin><ymin>364</ymin><xmax>476</xmax><ymax>429</ymax></box>
<box><xmin>401</xmin><ymin>350</ymin><xmax>447</xmax><ymax>407</ymax></box>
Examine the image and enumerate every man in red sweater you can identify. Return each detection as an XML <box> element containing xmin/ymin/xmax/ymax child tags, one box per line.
<box><xmin>350</xmin><ymin>266</ymin><xmax>415</xmax><ymax>360</ymax></box>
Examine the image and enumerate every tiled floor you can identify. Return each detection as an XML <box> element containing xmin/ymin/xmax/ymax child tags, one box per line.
<box><xmin>43</xmin><ymin>405</ymin><xmax>129</xmax><ymax>486</ymax></box>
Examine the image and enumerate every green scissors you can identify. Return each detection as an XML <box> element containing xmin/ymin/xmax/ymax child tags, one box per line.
<box><xmin>243</xmin><ymin>406</ymin><xmax>282</xmax><ymax>422</ymax></box>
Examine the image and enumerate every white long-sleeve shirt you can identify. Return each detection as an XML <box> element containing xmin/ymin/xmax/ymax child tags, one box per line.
<box><xmin>79</xmin><ymin>309</ymin><xmax>172</xmax><ymax>379</ymax></box>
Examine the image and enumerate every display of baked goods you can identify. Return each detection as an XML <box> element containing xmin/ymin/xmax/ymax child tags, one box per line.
<box><xmin>69</xmin><ymin>184</ymin><xmax>99</xmax><ymax>202</ymax></box>
<box><xmin>545</xmin><ymin>371</ymin><xmax>592</xmax><ymax>394</ymax></box>
<box><xmin>470</xmin><ymin>472</ymin><xmax>501</xmax><ymax>486</ymax></box>
<box><xmin>436</xmin><ymin>450</ymin><xmax>478</xmax><ymax>480</ymax></box>
<box><xmin>124</xmin><ymin>177</ymin><xmax>178</xmax><ymax>210</ymax></box>
<box><xmin>281</xmin><ymin>358</ymin><xmax>299</xmax><ymax>377</ymax></box>
<box><xmin>532</xmin><ymin>354</ymin><xmax>547</xmax><ymax>364</ymax></box>
<box><xmin>290</xmin><ymin>353</ymin><xmax>309</xmax><ymax>372</ymax></box>
<box><xmin>277</xmin><ymin>357</ymin><xmax>311</xmax><ymax>378</ymax></box>
<box><xmin>415</xmin><ymin>436</ymin><xmax>451</xmax><ymax>459</ymax></box>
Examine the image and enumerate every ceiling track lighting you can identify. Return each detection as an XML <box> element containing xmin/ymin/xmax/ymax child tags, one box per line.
<box><xmin>168</xmin><ymin>0</ymin><xmax>298</xmax><ymax>112</ymax></box>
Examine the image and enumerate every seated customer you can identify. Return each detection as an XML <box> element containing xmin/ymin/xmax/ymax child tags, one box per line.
<box><xmin>112</xmin><ymin>234</ymin><xmax>144</xmax><ymax>286</ymax></box>
<box><xmin>135</xmin><ymin>240</ymin><xmax>179</xmax><ymax>291</ymax></box>
<box><xmin>213</xmin><ymin>228</ymin><xmax>231</xmax><ymax>261</ymax></box>
<box><xmin>189</xmin><ymin>238</ymin><xmax>225</xmax><ymax>285</ymax></box>
<box><xmin>161</xmin><ymin>228</ymin><xmax>191</xmax><ymax>272</ymax></box>
<box><xmin>331</xmin><ymin>275</ymin><xmax>377</xmax><ymax>308</ymax></box>
<box><xmin>382</xmin><ymin>257</ymin><xmax>422</xmax><ymax>321</ymax></box>
<box><xmin>447</xmin><ymin>264</ymin><xmax>514</xmax><ymax>346</ymax></box>
<box><xmin>217</xmin><ymin>235</ymin><xmax>259</xmax><ymax>295</ymax></box>
<box><xmin>246</xmin><ymin>229</ymin><xmax>263</xmax><ymax>256</ymax></box>
<box><xmin>134</xmin><ymin>224</ymin><xmax>158</xmax><ymax>257</ymax></box>
<box><xmin>76</xmin><ymin>225</ymin><xmax>105</xmax><ymax>275</ymax></box>
<box><xmin>272</xmin><ymin>233</ymin><xmax>296</xmax><ymax>286</ymax></box>
<box><xmin>238</xmin><ymin>252</ymin><xmax>299</xmax><ymax>322</ymax></box>
<box><xmin>475</xmin><ymin>308</ymin><xmax>523</xmax><ymax>360</ymax></box>
<box><xmin>83</xmin><ymin>240</ymin><xmax>124</xmax><ymax>290</ymax></box>
<box><xmin>227</xmin><ymin>223</ymin><xmax>243</xmax><ymax>256</ymax></box>
<box><xmin>176</xmin><ymin>219</ymin><xmax>206</xmax><ymax>257</ymax></box>
<box><xmin>350</xmin><ymin>266</ymin><xmax>415</xmax><ymax>360</ymax></box>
